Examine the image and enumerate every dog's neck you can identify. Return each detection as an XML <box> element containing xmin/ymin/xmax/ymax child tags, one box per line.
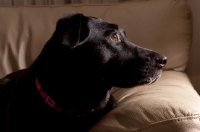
<box><xmin>35</xmin><ymin>77</ymin><xmax>98</xmax><ymax>113</ymax></box>
<box><xmin>32</xmin><ymin>50</ymin><xmax>113</xmax><ymax>113</ymax></box>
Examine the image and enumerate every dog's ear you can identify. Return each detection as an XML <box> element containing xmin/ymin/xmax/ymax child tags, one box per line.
<box><xmin>55</xmin><ymin>13</ymin><xmax>89</xmax><ymax>49</ymax></box>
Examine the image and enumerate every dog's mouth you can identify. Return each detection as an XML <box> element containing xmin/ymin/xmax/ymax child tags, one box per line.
<box><xmin>145</xmin><ymin>76</ymin><xmax>158</xmax><ymax>84</ymax></box>
<box><xmin>112</xmin><ymin>69</ymin><xmax>162</xmax><ymax>88</ymax></box>
<box><xmin>139</xmin><ymin>70</ymin><xmax>162</xmax><ymax>85</ymax></box>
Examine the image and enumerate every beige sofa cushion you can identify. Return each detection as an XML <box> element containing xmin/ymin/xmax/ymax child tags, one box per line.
<box><xmin>0</xmin><ymin>0</ymin><xmax>192</xmax><ymax>78</ymax></box>
<box><xmin>90</xmin><ymin>71</ymin><xmax>200</xmax><ymax>132</ymax></box>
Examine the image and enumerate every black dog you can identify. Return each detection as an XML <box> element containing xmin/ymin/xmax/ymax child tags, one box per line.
<box><xmin>0</xmin><ymin>13</ymin><xmax>167</xmax><ymax>132</ymax></box>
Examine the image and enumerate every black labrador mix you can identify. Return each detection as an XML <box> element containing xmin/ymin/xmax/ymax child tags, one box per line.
<box><xmin>0</xmin><ymin>13</ymin><xmax>167</xmax><ymax>132</ymax></box>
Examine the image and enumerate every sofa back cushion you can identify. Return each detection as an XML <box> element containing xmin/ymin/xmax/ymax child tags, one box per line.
<box><xmin>0</xmin><ymin>0</ymin><xmax>192</xmax><ymax>77</ymax></box>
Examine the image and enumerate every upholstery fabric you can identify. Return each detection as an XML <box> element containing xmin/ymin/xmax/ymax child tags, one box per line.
<box><xmin>90</xmin><ymin>71</ymin><xmax>200</xmax><ymax>132</ymax></box>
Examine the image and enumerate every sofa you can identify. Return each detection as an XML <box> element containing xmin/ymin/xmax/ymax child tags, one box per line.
<box><xmin>0</xmin><ymin>0</ymin><xmax>200</xmax><ymax>131</ymax></box>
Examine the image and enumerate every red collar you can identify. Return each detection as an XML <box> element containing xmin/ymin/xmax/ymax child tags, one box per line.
<box><xmin>36</xmin><ymin>78</ymin><xmax>95</xmax><ymax>114</ymax></box>
<box><xmin>36</xmin><ymin>78</ymin><xmax>63</xmax><ymax>112</ymax></box>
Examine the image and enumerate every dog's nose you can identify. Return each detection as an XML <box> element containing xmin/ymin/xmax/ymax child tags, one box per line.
<box><xmin>156</xmin><ymin>55</ymin><xmax>167</xmax><ymax>67</ymax></box>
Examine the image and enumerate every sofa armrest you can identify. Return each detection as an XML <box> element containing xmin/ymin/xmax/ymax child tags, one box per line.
<box><xmin>90</xmin><ymin>71</ymin><xmax>200</xmax><ymax>132</ymax></box>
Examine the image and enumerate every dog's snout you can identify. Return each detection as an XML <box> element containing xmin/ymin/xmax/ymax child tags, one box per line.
<box><xmin>156</xmin><ymin>55</ymin><xmax>167</xmax><ymax>67</ymax></box>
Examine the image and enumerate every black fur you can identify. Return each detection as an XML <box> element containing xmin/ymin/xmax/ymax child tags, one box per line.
<box><xmin>0</xmin><ymin>13</ymin><xmax>167</xmax><ymax>132</ymax></box>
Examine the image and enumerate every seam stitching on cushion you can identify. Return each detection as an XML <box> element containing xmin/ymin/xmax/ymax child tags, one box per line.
<box><xmin>131</xmin><ymin>114</ymin><xmax>200</xmax><ymax>132</ymax></box>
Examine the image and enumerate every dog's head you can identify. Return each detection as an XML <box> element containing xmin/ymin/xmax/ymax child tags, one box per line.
<box><xmin>36</xmin><ymin>13</ymin><xmax>167</xmax><ymax>89</ymax></box>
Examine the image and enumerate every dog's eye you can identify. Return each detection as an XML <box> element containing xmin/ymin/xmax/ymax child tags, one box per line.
<box><xmin>110</xmin><ymin>32</ymin><xmax>120</xmax><ymax>42</ymax></box>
